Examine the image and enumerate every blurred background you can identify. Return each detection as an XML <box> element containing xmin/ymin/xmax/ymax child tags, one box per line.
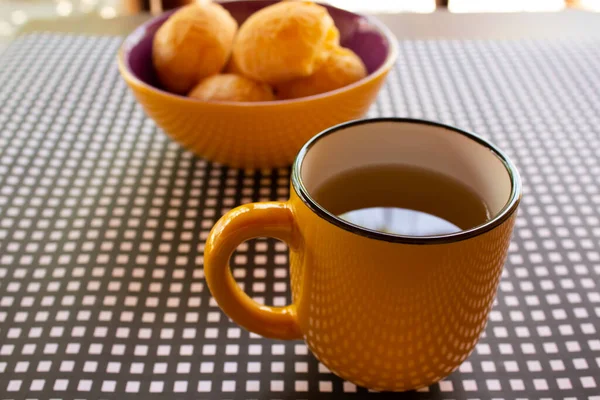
<box><xmin>1</xmin><ymin>0</ymin><xmax>599</xmax><ymax>46</ymax></box>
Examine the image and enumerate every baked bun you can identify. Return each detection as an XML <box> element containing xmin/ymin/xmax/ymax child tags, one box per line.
<box><xmin>189</xmin><ymin>74</ymin><xmax>275</xmax><ymax>102</ymax></box>
<box><xmin>232</xmin><ymin>1</ymin><xmax>339</xmax><ymax>85</ymax></box>
<box><xmin>276</xmin><ymin>47</ymin><xmax>367</xmax><ymax>99</ymax></box>
<box><xmin>153</xmin><ymin>2</ymin><xmax>238</xmax><ymax>94</ymax></box>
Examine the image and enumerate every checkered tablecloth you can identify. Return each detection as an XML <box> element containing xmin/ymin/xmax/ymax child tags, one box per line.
<box><xmin>0</xmin><ymin>34</ymin><xmax>599</xmax><ymax>399</ymax></box>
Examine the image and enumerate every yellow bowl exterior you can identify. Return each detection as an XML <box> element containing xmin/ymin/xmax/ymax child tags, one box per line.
<box><xmin>117</xmin><ymin>50</ymin><xmax>394</xmax><ymax>168</ymax></box>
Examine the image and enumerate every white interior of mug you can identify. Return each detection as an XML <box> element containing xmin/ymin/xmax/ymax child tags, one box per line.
<box><xmin>300</xmin><ymin>120</ymin><xmax>514</xmax><ymax>219</ymax></box>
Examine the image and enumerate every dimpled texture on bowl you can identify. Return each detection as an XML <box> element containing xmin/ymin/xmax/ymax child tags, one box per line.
<box><xmin>276</xmin><ymin>46</ymin><xmax>367</xmax><ymax>99</ymax></box>
<box><xmin>152</xmin><ymin>2</ymin><xmax>238</xmax><ymax>94</ymax></box>
<box><xmin>189</xmin><ymin>74</ymin><xmax>275</xmax><ymax>102</ymax></box>
<box><xmin>119</xmin><ymin>1</ymin><xmax>396</xmax><ymax>168</ymax></box>
<box><xmin>232</xmin><ymin>1</ymin><xmax>339</xmax><ymax>85</ymax></box>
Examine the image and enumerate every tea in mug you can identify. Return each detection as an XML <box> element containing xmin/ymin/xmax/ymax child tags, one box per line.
<box><xmin>312</xmin><ymin>165</ymin><xmax>490</xmax><ymax>236</ymax></box>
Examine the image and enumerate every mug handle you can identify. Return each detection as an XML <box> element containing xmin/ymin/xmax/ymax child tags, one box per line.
<box><xmin>204</xmin><ymin>202</ymin><xmax>303</xmax><ymax>340</ymax></box>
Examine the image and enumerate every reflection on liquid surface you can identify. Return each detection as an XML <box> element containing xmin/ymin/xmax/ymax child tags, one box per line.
<box><xmin>339</xmin><ymin>207</ymin><xmax>462</xmax><ymax>236</ymax></box>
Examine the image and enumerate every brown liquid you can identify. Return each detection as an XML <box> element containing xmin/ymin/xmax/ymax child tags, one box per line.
<box><xmin>312</xmin><ymin>165</ymin><xmax>490</xmax><ymax>236</ymax></box>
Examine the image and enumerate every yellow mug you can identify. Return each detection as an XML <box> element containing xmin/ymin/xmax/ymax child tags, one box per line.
<box><xmin>205</xmin><ymin>118</ymin><xmax>522</xmax><ymax>391</ymax></box>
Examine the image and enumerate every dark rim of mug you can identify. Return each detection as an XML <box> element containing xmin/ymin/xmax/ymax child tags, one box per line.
<box><xmin>291</xmin><ymin>118</ymin><xmax>522</xmax><ymax>245</ymax></box>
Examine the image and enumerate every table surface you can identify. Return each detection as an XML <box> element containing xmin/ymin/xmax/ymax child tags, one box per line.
<box><xmin>2</xmin><ymin>9</ymin><xmax>600</xmax><ymax>400</ymax></box>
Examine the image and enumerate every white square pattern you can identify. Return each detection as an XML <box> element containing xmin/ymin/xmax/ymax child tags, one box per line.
<box><xmin>0</xmin><ymin>34</ymin><xmax>599</xmax><ymax>398</ymax></box>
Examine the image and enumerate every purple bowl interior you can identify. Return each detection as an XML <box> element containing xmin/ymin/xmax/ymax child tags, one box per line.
<box><xmin>123</xmin><ymin>0</ymin><xmax>392</xmax><ymax>92</ymax></box>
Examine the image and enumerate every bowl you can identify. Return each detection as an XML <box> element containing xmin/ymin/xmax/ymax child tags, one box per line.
<box><xmin>117</xmin><ymin>0</ymin><xmax>398</xmax><ymax>168</ymax></box>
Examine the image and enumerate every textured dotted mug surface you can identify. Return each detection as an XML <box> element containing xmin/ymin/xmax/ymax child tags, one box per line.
<box><xmin>0</xmin><ymin>34</ymin><xmax>599</xmax><ymax>398</ymax></box>
<box><xmin>204</xmin><ymin>118</ymin><xmax>522</xmax><ymax>392</ymax></box>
